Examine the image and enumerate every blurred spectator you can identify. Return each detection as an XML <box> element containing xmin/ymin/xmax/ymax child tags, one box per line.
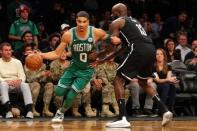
<box><xmin>94</xmin><ymin>58</ymin><xmax>119</xmax><ymax>117</ymax></box>
<box><xmin>185</xmin><ymin>46</ymin><xmax>197</xmax><ymax>72</ymax></box>
<box><xmin>152</xmin><ymin>13</ymin><xmax>164</xmax><ymax>48</ymax></box>
<box><xmin>143</xmin><ymin>21</ymin><xmax>159</xmax><ymax>48</ymax></box>
<box><xmin>90</xmin><ymin>14</ymin><xmax>99</xmax><ymax>28</ymax></box>
<box><xmin>7</xmin><ymin>0</ymin><xmax>31</xmax><ymax>24</ymax></box>
<box><xmin>161</xmin><ymin>10</ymin><xmax>190</xmax><ymax>40</ymax></box>
<box><xmin>65</xmin><ymin>12</ymin><xmax>76</xmax><ymax>28</ymax></box>
<box><xmin>84</xmin><ymin>0</ymin><xmax>99</xmax><ymax>14</ymax></box>
<box><xmin>8</xmin><ymin>4</ymin><xmax>39</xmax><ymax>59</ymax></box>
<box><xmin>184</xmin><ymin>40</ymin><xmax>197</xmax><ymax>63</ymax></box>
<box><xmin>21</xmin><ymin>31</ymin><xmax>34</xmax><ymax>46</ymax></box>
<box><xmin>45</xmin><ymin>1</ymin><xmax>66</xmax><ymax>33</ymax></box>
<box><xmin>42</xmin><ymin>32</ymin><xmax>61</xmax><ymax>68</ymax></box>
<box><xmin>0</xmin><ymin>1</ymin><xmax>7</xmax><ymax>43</ymax></box>
<box><xmin>164</xmin><ymin>39</ymin><xmax>176</xmax><ymax>63</ymax></box>
<box><xmin>175</xmin><ymin>31</ymin><xmax>191</xmax><ymax>62</ymax></box>
<box><xmin>42</xmin><ymin>33</ymin><xmax>61</xmax><ymax>52</ymax></box>
<box><xmin>0</xmin><ymin>42</ymin><xmax>33</xmax><ymax>118</ymax></box>
<box><xmin>37</xmin><ymin>22</ymin><xmax>48</xmax><ymax>42</ymax></box>
<box><xmin>99</xmin><ymin>11</ymin><xmax>111</xmax><ymax>31</ymax></box>
<box><xmin>60</xmin><ymin>23</ymin><xmax>70</xmax><ymax>36</ymax></box>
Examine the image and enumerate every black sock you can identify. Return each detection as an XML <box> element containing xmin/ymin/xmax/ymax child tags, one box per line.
<box><xmin>26</xmin><ymin>104</ymin><xmax>33</xmax><ymax>112</ymax></box>
<box><xmin>117</xmin><ymin>99</ymin><xmax>126</xmax><ymax>119</ymax></box>
<box><xmin>4</xmin><ymin>101</ymin><xmax>11</xmax><ymax>113</ymax></box>
<box><xmin>153</xmin><ymin>95</ymin><xmax>168</xmax><ymax>115</ymax></box>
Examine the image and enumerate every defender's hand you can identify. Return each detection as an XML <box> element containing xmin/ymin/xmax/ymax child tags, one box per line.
<box><xmin>111</xmin><ymin>36</ymin><xmax>121</xmax><ymax>45</ymax></box>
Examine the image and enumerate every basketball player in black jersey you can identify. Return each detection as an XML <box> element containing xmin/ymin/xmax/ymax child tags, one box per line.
<box><xmin>103</xmin><ymin>3</ymin><xmax>173</xmax><ymax>128</ymax></box>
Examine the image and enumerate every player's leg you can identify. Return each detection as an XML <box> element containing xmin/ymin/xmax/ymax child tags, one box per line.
<box><xmin>106</xmin><ymin>75</ymin><xmax>131</xmax><ymax>128</ymax></box>
<box><xmin>138</xmin><ymin>78</ymin><xmax>173</xmax><ymax>126</ymax></box>
<box><xmin>53</xmin><ymin>68</ymin><xmax>95</xmax><ymax>122</ymax></box>
<box><xmin>52</xmin><ymin>68</ymin><xmax>74</xmax><ymax>122</ymax></box>
<box><xmin>114</xmin><ymin>75</ymin><xmax>126</xmax><ymax>118</ymax></box>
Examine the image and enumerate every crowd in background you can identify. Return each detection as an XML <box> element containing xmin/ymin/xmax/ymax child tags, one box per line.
<box><xmin>0</xmin><ymin>0</ymin><xmax>196</xmax><ymax>118</ymax></box>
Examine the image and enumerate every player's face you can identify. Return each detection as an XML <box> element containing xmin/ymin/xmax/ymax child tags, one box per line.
<box><xmin>111</xmin><ymin>8</ymin><xmax>119</xmax><ymax>20</ymax></box>
<box><xmin>76</xmin><ymin>17</ymin><xmax>89</xmax><ymax>32</ymax></box>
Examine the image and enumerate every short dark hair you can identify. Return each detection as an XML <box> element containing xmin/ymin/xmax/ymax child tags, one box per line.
<box><xmin>21</xmin><ymin>31</ymin><xmax>33</xmax><ymax>39</ymax></box>
<box><xmin>76</xmin><ymin>11</ymin><xmax>89</xmax><ymax>19</ymax></box>
<box><xmin>48</xmin><ymin>33</ymin><xmax>61</xmax><ymax>42</ymax></box>
<box><xmin>0</xmin><ymin>42</ymin><xmax>12</xmax><ymax>50</ymax></box>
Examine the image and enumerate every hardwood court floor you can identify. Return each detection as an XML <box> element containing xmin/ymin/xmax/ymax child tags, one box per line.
<box><xmin>1</xmin><ymin>119</ymin><xmax>197</xmax><ymax>131</ymax></box>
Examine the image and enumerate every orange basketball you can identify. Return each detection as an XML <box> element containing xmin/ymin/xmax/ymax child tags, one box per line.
<box><xmin>25</xmin><ymin>53</ymin><xmax>43</xmax><ymax>71</ymax></box>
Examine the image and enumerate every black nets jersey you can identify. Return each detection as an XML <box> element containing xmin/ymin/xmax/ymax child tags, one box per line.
<box><xmin>120</xmin><ymin>16</ymin><xmax>153</xmax><ymax>47</ymax></box>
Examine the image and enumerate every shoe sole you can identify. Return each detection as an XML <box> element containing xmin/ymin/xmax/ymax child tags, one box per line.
<box><xmin>51</xmin><ymin>120</ymin><xmax>63</xmax><ymax>123</ymax></box>
<box><xmin>106</xmin><ymin>122</ymin><xmax>131</xmax><ymax>128</ymax></box>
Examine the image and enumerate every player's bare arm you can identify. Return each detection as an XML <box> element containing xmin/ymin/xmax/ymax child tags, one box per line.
<box><xmin>110</xmin><ymin>18</ymin><xmax>125</xmax><ymax>42</ymax></box>
<box><xmin>90</xmin><ymin>28</ymin><xmax>121</xmax><ymax>59</ymax></box>
<box><xmin>40</xmin><ymin>31</ymin><xmax>71</xmax><ymax>60</ymax></box>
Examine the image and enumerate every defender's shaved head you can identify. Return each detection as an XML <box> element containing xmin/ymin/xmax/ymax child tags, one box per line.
<box><xmin>112</xmin><ymin>3</ymin><xmax>127</xmax><ymax>17</ymax></box>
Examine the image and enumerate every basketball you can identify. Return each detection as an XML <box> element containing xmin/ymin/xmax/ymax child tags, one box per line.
<box><xmin>25</xmin><ymin>53</ymin><xmax>43</xmax><ymax>71</ymax></box>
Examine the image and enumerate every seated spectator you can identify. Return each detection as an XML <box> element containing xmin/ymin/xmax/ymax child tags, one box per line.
<box><xmin>24</xmin><ymin>47</ymin><xmax>54</xmax><ymax>117</ymax></box>
<box><xmin>153</xmin><ymin>48</ymin><xmax>179</xmax><ymax>115</ymax></box>
<box><xmin>164</xmin><ymin>38</ymin><xmax>176</xmax><ymax>63</ymax></box>
<box><xmin>60</xmin><ymin>23</ymin><xmax>70</xmax><ymax>36</ymax></box>
<box><xmin>37</xmin><ymin>22</ymin><xmax>49</xmax><ymax>42</ymax></box>
<box><xmin>175</xmin><ymin>31</ymin><xmax>191</xmax><ymax>62</ymax></box>
<box><xmin>184</xmin><ymin>40</ymin><xmax>197</xmax><ymax>63</ymax></box>
<box><xmin>0</xmin><ymin>42</ymin><xmax>33</xmax><ymax>118</ymax></box>
<box><xmin>21</xmin><ymin>30</ymin><xmax>34</xmax><ymax>46</ymax></box>
<box><xmin>41</xmin><ymin>33</ymin><xmax>61</xmax><ymax>68</ymax></box>
<box><xmin>185</xmin><ymin>46</ymin><xmax>197</xmax><ymax>73</ymax></box>
<box><xmin>93</xmin><ymin>58</ymin><xmax>119</xmax><ymax>117</ymax></box>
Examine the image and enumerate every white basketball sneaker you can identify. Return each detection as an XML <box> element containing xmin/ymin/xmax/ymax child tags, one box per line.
<box><xmin>162</xmin><ymin>111</ymin><xmax>173</xmax><ymax>126</ymax></box>
<box><xmin>106</xmin><ymin>116</ymin><xmax>131</xmax><ymax>128</ymax></box>
<box><xmin>52</xmin><ymin>109</ymin><xmax>64</xmax><ymax>123</ymax></box>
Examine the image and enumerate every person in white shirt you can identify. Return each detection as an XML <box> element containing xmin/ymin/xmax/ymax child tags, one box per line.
<box><xmin>0</xmin><ymin>42</ymin><xmax>33</xmax><ymax>118</ymax></box>
<box><xmin>175</xmin><ymin>31</ymin><xmax>191</xmax><ymax>62</ymax></box>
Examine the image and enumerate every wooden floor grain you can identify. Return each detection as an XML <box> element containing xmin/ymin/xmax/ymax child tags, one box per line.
<box><xmin>0</xmin><ymin>120</ymin><xmax>197</xmax><ymax>131</ymax></box>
